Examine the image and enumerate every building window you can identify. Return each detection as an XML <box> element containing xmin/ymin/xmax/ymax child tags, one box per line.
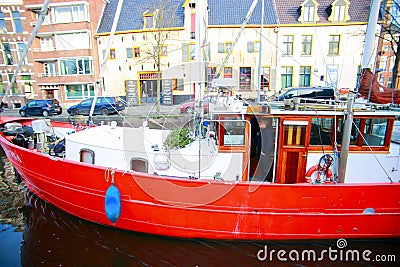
<box><xmin>247</xmin><ymin>41</ymin><xmax>260</xmax><ymax>53</ymax></box>
<box><xmin>281</xmin><ymin>66</ymin><xmax>293</xmax><ymax>89</ymax></box>
<box><xmin>0</xmin><ymin>76</ymin><xmax>5</xmax><ymax>95</ymax></box>
<box><xmin>40</xmin><ymin>37</ymin><xmax>54</xmax><ymax>51</ymax></box>
<box><xmin>66</xmin><ymin>84</ymin><xmax>95</xmax><ymax>100</ymax></box>
<box><xmin>225</xmin><ymin>42</ymin><xmax>233</xmax><ymax>53</ymax></box>
<box><xmin>239</xmin><ymin>67</ymin><xmax>251</xmax><ymax>91</ymax></box>
<box><xmin>356</xmin><ymin>65</ymin><xmax>362</xmax><ymax>85</ymax></box>
<box><xmin>44</xmin><ymin>62</ymin><xmax>56</xmax><ymax>77</ymax></box>
<box><xmin>283</xmin><ymin>35</ymin><xmax>293</xmax><ymax>56</ymax></box>
<box><xmin>302</xmin><ymin>0</ymin><xmax>316</xmax><ymax>22</ymax></box>
<box><xmin>301</xmin><ymin>35</ymin><xmax>312</xmax><ymax>55</ymax></box>
<box><xmin>7</xmin><ymin>74</ymin><xmax>18</xmax><ymax>95</ymax></box>
<box><xmin>382</xmin><ymin>45</ymin><xmax>390</xmax><ymax>52</ymax></box>
<box><xmin>53</xmin><ymin>4</ymin><xmax>88</xmax><ymax>23</ymax></box>
<box><xmin>21</xmin><ymin>75</ymin><xmax>32</xmax><ymax>93</ymax></box>
<box><xmin>109</xmin><ymin>49</ymin><xmax>116</xmax><ymax>59</ymax></box>
<box><xmin>218</xmin><ymin>42</ymin><xmax>233</xmax><ymax>53</ymax></box>
<box><xmin>126</xmin><ymin>47</ymin><xmax>133</xmax><ymax>58</ymax></box>
<box><xmin>56</xmin><ymin>32</ymin><xmax>90</xmax><ymax>50</ymax></box>
<box><xmin>224</xmin><ymin>67</ymin><xmax>233</xmax><ymax>78</ymax></box>
<box><xmin>190</xmin><ymin>43</ymin><xmax>195</xmax><ymax>60</ymax></box>
<box><xmin>261</xmin><ymin>67</ymin><xmax>270</xmax><ymax>91</ymax></box>
<box><xmin>299</xmin><ymin>66</ymin><xmax>311</xmax><ymax>86</ymax></box>
<box><xmin>144</xmin><ymin>15</ymin><xmax>154</xmax><ymax>28</ymax></box>
<box><xmin>17</xmin><ymin>43</ymin><xmax>28</xmax><ymax>65</ymax></box>
<box><xmin>329</xmin><ymin>0</ymin><xmax>350</xmax><ymax>22</ymax></box>
<box><xmin>2</xmin><ymin>43</ymin><xmax>13</xmax><ymax>65</ymax></box>
<box><xmin>60</xmin><ymin>58</ymin><xmax>92</xmax><ymax>75</ymax></box>
<box><xmin>161</xmin><ymin>45</ymin><xmax>167</xmax><ymax>56</ymax></box>
<box><xmin>12</xmin><ymin>11</ymin><xmax>23</xmax><ymax>33</ymax></box>
<box><xmin>154</xmin><ymin>45</ymin><xmax>167</xmax><ymax>56</ymax></box>
<box><xmin>0</xmin><ymin>12</ymin><xmax>7</xmax><ymax>33</ymax></box>
<box><xmin>379</xmin><ymin>57</ymin><xmax>388</xmax><ymax>71</ymax></box>
<box><xmin>134</xmin><ymin>47</ymin><xmax>140</xmax><ymax>58</ymax></box>
<box><xmin>207</xmin><ymin>67</ymin><xmax>216</xmax><ymax>90</ymax></box>
<box><xmin>328</xmin><ymin>35</ymin><xmax>340</xmax><ymax>55</ymax></box>
<box><xmin>388</xmin><ymin>77</ymin><xmax>393</xmax><ymax>88</ymax></box>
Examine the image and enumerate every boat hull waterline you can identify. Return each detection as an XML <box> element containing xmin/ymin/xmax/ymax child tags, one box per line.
<box><xmin>0</xmin><ymin>125</ymin><xmax>399</xmax><ymax>240</ymax></box>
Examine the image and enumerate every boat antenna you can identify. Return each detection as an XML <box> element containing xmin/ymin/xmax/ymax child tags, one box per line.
<box><xmin>1</xmin><ymin>0</ymin><xmax>51</xmax><ymax>105</ymax></box>
<box><xmin>87</xmin><ymin>0</ymin><xmax>124</xmax><ymax>126</ymax></box>
<box><xmin>338</xmin><ymin>0</ymin><xmax>382</xmax><ymax>183</ymax></box>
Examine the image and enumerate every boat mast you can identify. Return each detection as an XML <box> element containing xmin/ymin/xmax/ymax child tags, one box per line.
<box><xmin>338</xmin><ymin>0</ymin><xmax>381</xmax><ymax>183</ymax></box>
<box><xmin>87</xmin><ymin>0</ymin><xmax>124</xmax><ymax>125</ymax></box>
<box><xmin>256</xmin><ymin>0</ymin><xmax>264</xmax><ymax>103</ymax></box>
<box><xmin>1</xmin><ymin>0</ymin><xmax>51</xmax><ymax>104</ymax></box>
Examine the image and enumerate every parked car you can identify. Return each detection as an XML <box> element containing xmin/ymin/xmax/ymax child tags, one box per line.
<box><xmin>274</xmin><ymin>86</ymin><xmax>336</xmax><ymax>101</ymax></box>
<box><xmin>67</xmin><ymin>96</ymin><xmax>125</xmax><ymax>116</ymax></box>
<box><xmin>180</xmin><ymin>96</ymin><xmax>216</xmax><ymax>113</ymax></box>
<box><xmin>19</xmin><ymin>99</ymin><xmax>62</xmax><ymax>117</ymax></box>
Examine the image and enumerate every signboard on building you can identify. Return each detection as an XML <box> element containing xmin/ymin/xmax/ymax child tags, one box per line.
<box><xmin>162</xmin><ymin>79</ymin><xmax>173</xmax><ymax>105</ymax></box>
<box><xmin>126</xmin><ymin>80</ymin><xmax>139</xmax><ymax>106</ymax></box>
<box><xmin>326</xmin><ymin>64</ymin><xmax>338</xmax><ymax>89</ymax></box>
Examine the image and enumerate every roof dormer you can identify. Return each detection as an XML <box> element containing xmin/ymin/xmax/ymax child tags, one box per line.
<box><xmin>327</xmin><ymin>0</ymin><xmax>350</xmax><ymax>22</ymax></box>
<box><xmin>298</xmin><ymin>0</ymin><xmax>320</xmax><ymax>23</ymax></box>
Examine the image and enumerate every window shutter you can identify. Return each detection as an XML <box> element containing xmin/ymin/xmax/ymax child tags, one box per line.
<box><xmin>126</xmin><ymin>48</ymin><xmax>133</xmax><ymax>58</ymax></box>
<box><xmin>247</xmin><ymin>41</ymin><xmax>254</xmax><ymax>53</ymax></box>
<box><xmin>182</xmin><ymin>43</ymin><xmax>188</xmax><ymax>62</ymax></box>
<box><xmin>218</xmin><ymin>42</ymin><xmax>224</xmax><ymax>53</ymax></box>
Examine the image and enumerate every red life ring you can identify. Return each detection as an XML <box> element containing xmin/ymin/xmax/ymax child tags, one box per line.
<box><xmin>305</xmin><ymin>164</ymin><xmax>333</xmax><ymax>183</ymax></box>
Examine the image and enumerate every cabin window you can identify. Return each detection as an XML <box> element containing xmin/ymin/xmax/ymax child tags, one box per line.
<box><xmin>283</xmin><ymin>121</ymin><xmax>308</xmax><ymax>147</ymax></box>
<box><xmin>220</xmin><ymin>119</ymin><xmax>246</xmax><ymax>146</ymax></box>
<box><xmin>80</xmin><ymin>149</ymin><xmax>95</xmax><ymax>164</ymax></box>
<box><xmin>309</xmin><ymin>116</ymin><xmax>392</xmax><ymax>152</ymax></box>
<box><xmin>131</xmin><ymin>158</ymin><xmax>148</xmax><ymax>173</ymax></box>
<box><xmin>337</xmin><ymin>118</ymin><xmax>361</xmax><ymax>146</ymax></box>
<box><xmin>310</xmin><ymin>117</ymin><xmax>334</xmax><ymax>146</ymax></box>
<box><xmin>362</xmin><ymin>118</ymin><xmax>388</xmax><ymax>146</ymax></box>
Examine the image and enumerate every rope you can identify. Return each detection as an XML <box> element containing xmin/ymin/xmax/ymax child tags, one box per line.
<box><xmin>104</xmin><ymin>167</ymin><xmax>115</xmax><ymax>184</ymax></box>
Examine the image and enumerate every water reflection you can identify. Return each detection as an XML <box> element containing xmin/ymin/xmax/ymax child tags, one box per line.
<box><xmin>0</xmin><ymin>147</ymin><xmax>399</xmax><ymax>267</ymax></box>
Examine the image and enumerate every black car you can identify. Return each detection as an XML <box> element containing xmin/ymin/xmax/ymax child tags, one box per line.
<box><xmin>19</xmin><ymin>99</ymin><xmax>62</xmax><ymax>117</ymax></box>
<box><xmin>274</xmin><ymin>87</ymin><xmax>336</xmax><ymax>101</ymax></box>
<box><xmin>67</xmin><ymin>96</ymin><xmax>125</xmax><ymax>116</ymax></box>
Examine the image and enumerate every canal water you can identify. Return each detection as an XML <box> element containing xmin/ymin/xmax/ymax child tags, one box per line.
<box><xmin>0</xmin><ymin>147</ymin><xmax>399</xmax><ymax>267</ymax></box>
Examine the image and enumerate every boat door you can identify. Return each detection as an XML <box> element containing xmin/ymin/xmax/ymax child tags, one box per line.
<box><xmin>276</xmin><ymin>119</ymin><xmax>310</xmax><ymax>183</ymax></box>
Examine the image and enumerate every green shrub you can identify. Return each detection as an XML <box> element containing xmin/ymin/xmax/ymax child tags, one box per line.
<box><xmin>164</xmin><ymin>127</ymin><xmax>193</xmax><ymax>149</ymax></box>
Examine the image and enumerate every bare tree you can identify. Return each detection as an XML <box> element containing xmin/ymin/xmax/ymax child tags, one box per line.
<box><xmin>380</xmin><ymin>0</ymin><xmax>400</xmax><ymax>88</ymax></box>
<box><xmin>133</xmin><ymin>0</ymin><xmax>181</xmax><ymax>111</ymax></box>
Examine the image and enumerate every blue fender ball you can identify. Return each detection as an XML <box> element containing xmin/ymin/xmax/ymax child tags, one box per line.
<box><xmin>105</xmin><ymin>184</ymin><xmax>121</xmax><ymax>223</ymax></box>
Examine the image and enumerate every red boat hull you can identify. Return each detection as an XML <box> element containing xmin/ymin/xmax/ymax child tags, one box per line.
<box><xmin>1</xmin><ymin>124</ymin><xmax>400</xmax><ymax>240</ymax></box>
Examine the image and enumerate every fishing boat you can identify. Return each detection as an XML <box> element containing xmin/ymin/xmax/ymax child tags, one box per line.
<box><xmin>0</xmin><ymin>0</ymin><xmax>399</xmax><ymax>240</ymax></box>
<box><xmin>1</xmin><ymin>91</ymin><xmax>400</xmax><ymax>240</ymax></box>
